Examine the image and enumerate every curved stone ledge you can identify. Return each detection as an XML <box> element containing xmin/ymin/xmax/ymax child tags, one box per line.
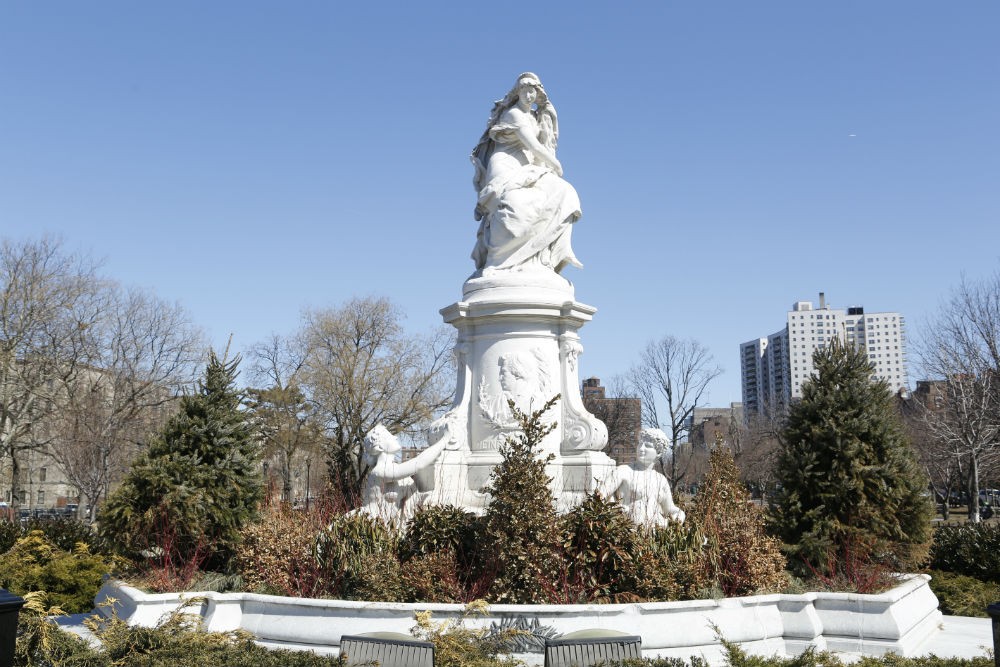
<box><xmin>95</xmin><ymin>574</ymin><xmax>942</xmax><ymax>663</ymax></box>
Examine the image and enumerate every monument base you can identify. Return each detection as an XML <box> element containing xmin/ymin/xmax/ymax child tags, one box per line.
<box><xmin>414</xmin><ymin>274</ymin><xmax>612</xmax><ymax>514</ymax></box>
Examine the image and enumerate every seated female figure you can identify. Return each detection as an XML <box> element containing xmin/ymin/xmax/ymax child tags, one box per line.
<box><xmin>471</xmin><ymin>72</ymin><xmax>582</xmax><ymax>276</ymax></box>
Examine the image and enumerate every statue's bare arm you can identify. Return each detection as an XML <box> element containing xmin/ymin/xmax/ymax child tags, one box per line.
<box><xmin>375</xmin><ymin>438</ymin><xmax>446</xmax><ymax>481</ymax></box>
<box><xmin>658</xmin><ymin>480</ymin><xmax>685</xmax><ymax>521</ymax></box>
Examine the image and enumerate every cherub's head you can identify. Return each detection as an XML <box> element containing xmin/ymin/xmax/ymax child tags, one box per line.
<box><xmin>637</xmin><ymin>428</ymin><xmax>669</xmax><ymax>467</ymax></box>
<box><xmin>364</xmin><ymin>424</ymin><xmax>400</xmax><ymax>461</ymax></box>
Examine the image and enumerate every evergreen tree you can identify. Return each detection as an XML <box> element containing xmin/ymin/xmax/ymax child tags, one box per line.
<box><xmin>482</xmin><ymin>396</ymin><xmax>561</xmax><ymax>603</ymax></box>
<box><xmin>100</xmin><ymin>352</ymin><xmax>263</xmax><ymax>572</ymax></box>
<box><xmin>770</xmin><ymin>340</ymin><xmax>932</xmax><ymax>575</ymax></box>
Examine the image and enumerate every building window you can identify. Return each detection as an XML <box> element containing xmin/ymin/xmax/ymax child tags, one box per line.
<box><xmin>37</xmin><ymin>491</ymin><xmax>45</xmax><ymax>505</ymax></box>
<box><xmin>39</xmin><ymin>467</ymin><xmax>47</xmax><ymax>482</ymax></box>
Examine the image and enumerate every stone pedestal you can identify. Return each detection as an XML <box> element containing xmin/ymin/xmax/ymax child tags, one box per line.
<box><xmin>416</xmin><ymin>269</ymin><xmax>614</xmax><ymax>512</ymax></box>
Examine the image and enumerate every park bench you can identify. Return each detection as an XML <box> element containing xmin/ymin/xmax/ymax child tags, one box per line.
<box><xmin>544</xmin><ymin>629</ymin><xmax>642</xmax><ymax>667</ymax></box>
<box><xmin>339</xmin><ymin>632</ymin><xmax>434</xmax><ymax>667</ymax></box>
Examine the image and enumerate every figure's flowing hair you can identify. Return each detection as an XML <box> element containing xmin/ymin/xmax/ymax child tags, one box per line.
<box><xmin>470</xmin><ymin>73</ymin><xmax>558</xmax><ymax>210</ymax></box>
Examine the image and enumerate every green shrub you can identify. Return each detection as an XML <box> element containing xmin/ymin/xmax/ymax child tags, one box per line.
<box><xmin>399</xmin><ymin>504</ymin><xmax>487</xmax><ymax>601</ymax></box>
<box><xmin>926</xmin><ymin>569</ymin><xmax>1000</xmax><ymax>617</ymax></box>
<box><xmin>691</xmin><ymin>448</ymin><xmax>786</xmax><ymax>597</ymax></box>
<box><xmin>559</xmin><ymin>492</ymin><xmax>642</xmax><ymax>602</ymax></box>
<box><xmin>0</xmin><ymin>519</ymin><xmax>22</xmax><ymax>553</ymax></box>
<box><xmin>612</xmin><ymin>660</ymin><xmax>705</xmax><ymax>667</ymax></box>
<box><xmin>602</xmin><ymin>656</ymin><xmax>708</xmax><ymax>667</ymax></box>
<box><xmin>400</xmin><ymin>505</ymin><xmax>482</xmax><ymax>569</ymax></box>
<box><xmin>411</xmin><ymin>601</ymin><xmax>525</xmax><ymax>667</ymax></box>
<box><xmin>22</xmin><ymin>516</ymin><xmax>106</xmax><ymax>554</ymax></box>
<box><xmin>0</xmin><ymin>530</ymin><xmax>112</xmax><ymax>613</ymax></box>
<box><xmin>14</xmin><ymin>595</ymin><xmax>348</xmax><ymax>667</ymax></box>
<box><xmin>931</xmin><ymin>523</ymin><xmax>1000</xmax><ymax>583</ymax></box>
<box><xmin>481</xmin><ymin>396</ymin><xmax>562</xmax><ymax>603</ymax></box>
<box><xmin>856</xmin><ymin>657</ymin><xmax>993</xmax><ymax>667</ymax></box>
<box><xmin>634</xmin><ymin>521</ymin><xmax>711</xmax><ymax>601</ymax></box>
<box><xmin>316</xmin><ymin>512</ymin><xmax>405</xmax><ymax>600</ymax></box>
<box><xmin>400</xmin><ymin>549</ymin><xmax>469</xmax><ymax>603</ymax></box>
<box><xmin>14</xmin><ymin>591</ymin><xmax>106</xmax><ymax>666</ymax></box>
<box><xmin>608</xmin><ymin>643</ymin><xmax>995</xmax><ymax>667</ymax></box>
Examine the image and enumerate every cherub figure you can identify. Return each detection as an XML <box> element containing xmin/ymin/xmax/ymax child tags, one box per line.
<box><xmin>356</xmin><ymin>424</ymin><xmax>445</xmax><ymax>528</ymax></box>
<box><xmin>602</xmin><ymin>428</ymin><xmax>685</xmax><ymax>527</ymax></box>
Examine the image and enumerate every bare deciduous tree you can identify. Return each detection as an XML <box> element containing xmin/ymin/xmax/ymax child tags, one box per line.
<box><xmin>624</xmin><ymin>336</ymin><xmax>723</xmax><ymax>488</ymax></box>
<box><xmin>263</xmin><ymin>297</ymin><xmax>454</xmax><ymax>506</ymax></box>
<box><xmin>48</xmin><ymin>288</ymin><xmax>203</xmax><ymax>519</ymax></box>
<box><xmin>0</xmin><ymin>237</ymin><xmax>106</xmax><ymax>513</ymax></box>
<box><xmin>901</xmin><ymin>385</ymin><xmax>962</xmax><ymax>520</ymax></box>
<box><xmin>247</xmin><ymin>335</ymin><xmax>324</xmax><ymax>504</ymax></box>
<box><xmin>918</xmin><ymin>271</ymin><xmax>1000</xmax><ymax>522</ymax></box>
<box><xmin>730</xmin><ymin>408</ymin><xmax>783</xmax><ymax>498</ymax></box>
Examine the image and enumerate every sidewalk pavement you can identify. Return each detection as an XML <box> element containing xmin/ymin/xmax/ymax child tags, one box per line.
<box><xmin>910</xmin><ymin>615</ymin><xmax>994</xmax><ymax>660</ymax></box>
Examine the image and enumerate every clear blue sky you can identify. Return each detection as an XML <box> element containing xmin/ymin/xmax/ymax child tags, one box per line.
<box><xmin>2</xmin><ymin>2</ymin><xmax>998</xmax><ymax>405</ymax></box>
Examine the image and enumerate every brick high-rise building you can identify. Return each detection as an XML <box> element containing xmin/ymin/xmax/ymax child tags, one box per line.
<box><xmin>581</xmin><ymin>377</ymin><xmax>641</xmax><ymax>466</ymax></box>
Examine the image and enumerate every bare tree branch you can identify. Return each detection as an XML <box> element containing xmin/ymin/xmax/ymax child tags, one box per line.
<box><xmin>915</xmin><ymin>270</ymin><xmax>1000</xmax><ymax>522</ymax></box>
<box><xmin>624</xmin><ymin>335</ymin><xmax>723</xmax><ymax>487</ymax></box>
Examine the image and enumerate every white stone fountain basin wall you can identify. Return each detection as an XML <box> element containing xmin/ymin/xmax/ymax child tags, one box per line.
<box><xmin>95</xmin><ymin>574</ymin><xmax>942</xmax><ymax>664</ymax></box>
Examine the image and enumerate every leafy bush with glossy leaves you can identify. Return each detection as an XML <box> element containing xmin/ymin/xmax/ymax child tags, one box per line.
<box><xmin>633</xmin><ymin>521</ymin><xmax>711</xmax><ymax>601</ymax></box>
<box><xmin>481</xmin><ymin>396</ymin><xmax>563</xmax><ymax>603</ymax></box>
<box><xmin>400</xmin><ymin>505</ymin><xmax>482</xmax><ymax>569</ymax></box>
<box><xmin>315</xmin><ymin>511</ymin><xmax>406</xmax><ymax>600</ymax></box>
<box><xmin>398</xmin><ymin>504</ymin><xmax>488</xmax><ymax>601</ymax></box>
<box><xmin>559</xmin><ymin>491</ymin><xmax>643</xmax><ymax>602</ymax></box>
<box><xmin>400</xmin><ymin>549</ymin><xmax>469</xmax><ymax>603</ymax></box>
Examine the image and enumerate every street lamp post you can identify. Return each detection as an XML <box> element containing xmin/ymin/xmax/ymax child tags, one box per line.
<box><xmin>305</xmin><ymin>458</ymin><xmax>311</xmax><ymax>511</ymax></box>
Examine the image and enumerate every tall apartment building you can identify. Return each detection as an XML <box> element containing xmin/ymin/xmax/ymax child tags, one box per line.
<box><xmin>741</xmin><ymin>293</ymin><xmax>908</xmax><ymax>417</ymax></box>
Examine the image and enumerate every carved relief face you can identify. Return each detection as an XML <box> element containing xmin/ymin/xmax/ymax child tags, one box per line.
<box><xmin>498</xmin><ymin>355</ymin><xmax>530</xmax><ymax>394</ymax></box>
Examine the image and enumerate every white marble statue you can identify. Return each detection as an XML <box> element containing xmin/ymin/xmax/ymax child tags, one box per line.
<box><xmin>602</xmin><ymin>428</ymin><xmax>686</xmax><ymax>527</ymax></box>
<box><xmin>470</xmin><ymin>72</ymin><xmax>582</xmax><ymax>275</ymax></box>
<box><xmin>357</xmin><ymin>424</ymin><xmax>445</xmax><ymax>527</ymax></box>
<box><xmin>377</xmin><ymin>73</ymin><xmax>611</xmax><ymax>513</ymax></box>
